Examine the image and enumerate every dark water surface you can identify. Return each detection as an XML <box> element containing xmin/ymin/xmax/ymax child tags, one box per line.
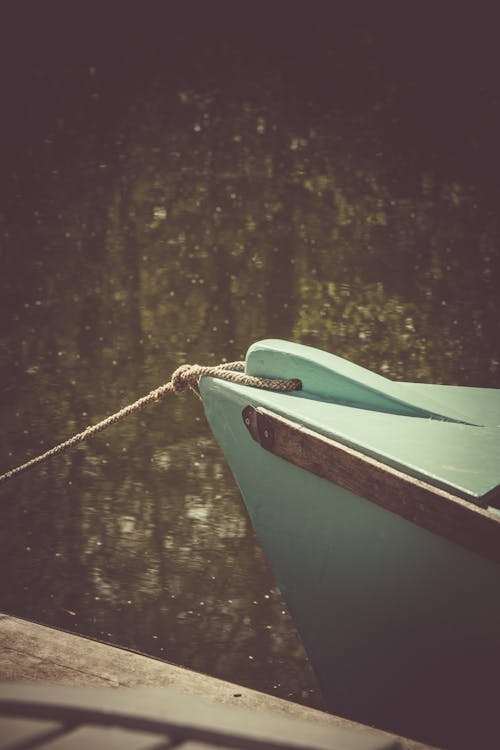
<box><xmin>1</xmin><ymin>6</ymin><xmax>500</xmax><ymax>710</ymax></box>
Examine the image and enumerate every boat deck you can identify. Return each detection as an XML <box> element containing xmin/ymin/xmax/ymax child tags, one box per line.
<box><xmin>0</xmin><ymin>613</ymin><xmax>436</xmax><ymax>749</ymax></box>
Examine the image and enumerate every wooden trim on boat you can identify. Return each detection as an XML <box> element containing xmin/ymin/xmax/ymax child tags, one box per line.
<box><xmin>242</xmin><ymin>406</ymin><xmax>500</xmax><ymax>566</ymax></box>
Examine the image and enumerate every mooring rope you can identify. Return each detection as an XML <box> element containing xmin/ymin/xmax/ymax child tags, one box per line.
<box><xmin>0</xmin><ymin>361</ymin><xmax>301</xmax><ymax>485</ymax></box>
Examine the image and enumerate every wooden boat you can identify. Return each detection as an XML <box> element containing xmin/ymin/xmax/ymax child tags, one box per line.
<box><xmin>199</xmin><ymin>339</ymin><xmax>500</xmax><ymax>750</ymax></box>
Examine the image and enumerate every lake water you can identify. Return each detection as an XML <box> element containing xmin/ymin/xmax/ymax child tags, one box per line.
<box><xmin>1</xmin><ymin>6</ymin><xmax>499</xmax><ymax>711</ymax></box>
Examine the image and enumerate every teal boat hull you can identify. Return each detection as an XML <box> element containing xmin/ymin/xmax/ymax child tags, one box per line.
<box><xmin>199</xmin><ymin>341</ymin><xmax>500</xmax><ymax>749</ymax></box>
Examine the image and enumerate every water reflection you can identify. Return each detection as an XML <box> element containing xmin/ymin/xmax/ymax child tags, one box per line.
<box><xmin>1</xmin><ymin>8</ymin><xmax>500</xmax><ymax>712</ymax></box>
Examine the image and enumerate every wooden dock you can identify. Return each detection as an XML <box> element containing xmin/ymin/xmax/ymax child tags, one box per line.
<box><xmin>0</xmin><ymin>613</ymin><xmax>437</xmax><ymax>749</ymax></box>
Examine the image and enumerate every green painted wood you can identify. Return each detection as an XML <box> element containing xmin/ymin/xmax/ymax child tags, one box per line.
<box><xmin>246</xmin><ymin>339</ymin><xmax>478</xmax><ymax>424</ymax></box>
<box><xmin>242</xmin><ymin>406</ymin><xmax>500</xmax><ymax>563</ymax></box>
<box><xmin>199</xmin><ymin>340</ymin><xmax>500</xmax><ymax>749</ymax></box>
<box><xmin>401</xmin><ymin>382</ymin><xmax>500</xmax><ymax>427</ymax></box>
<box><xmin>232</xmin><ymin>341</ymin><xmax>500</xmax><ymax>504</ymax></box>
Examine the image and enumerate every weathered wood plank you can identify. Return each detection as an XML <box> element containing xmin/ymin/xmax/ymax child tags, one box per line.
<box><xmin>0</xmin><ymin>615</ymin><xmax>436</xmax><ymax>750</ymax></box>
<box><xmin>243</xmin><ymin>406</ymin><xmax>500</xmax><ymax>566</ymax></box>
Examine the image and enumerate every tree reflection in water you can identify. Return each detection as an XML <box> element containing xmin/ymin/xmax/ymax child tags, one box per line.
<box><xmin>1</xmin><ymin>5</ymin><xmax>499</xmax><ymax>709</ymax></box>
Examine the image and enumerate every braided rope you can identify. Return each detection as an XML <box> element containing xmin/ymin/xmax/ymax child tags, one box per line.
<box><xmin>0</xmin><ymin>362</ymin><xmax>301</xmax><ymax>485</ymax></box>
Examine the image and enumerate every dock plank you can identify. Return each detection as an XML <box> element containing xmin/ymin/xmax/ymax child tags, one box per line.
<box><xmin>0</xmin><ymin>614</ymin><xmax>437</xmax><ymax>750</ymax></box>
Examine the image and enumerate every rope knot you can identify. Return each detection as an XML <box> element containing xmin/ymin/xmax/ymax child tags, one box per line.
<box><xmin>0</xmin><ymin>356</ymin><xmax>301</xmax><ymax>485</ymax></box>
<box><xmin>171</xmin><ymin>364</ymin><xmax>199</xmax><ymax>395</ymax></box>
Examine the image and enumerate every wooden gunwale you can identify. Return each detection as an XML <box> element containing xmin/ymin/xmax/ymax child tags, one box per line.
<box><xmin>242</xmin><ymin>406</ymin><xmax>500</xmax><ymax>566</ymax></box>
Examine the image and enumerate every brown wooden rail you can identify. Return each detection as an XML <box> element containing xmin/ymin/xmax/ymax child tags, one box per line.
<box><xmin>242</xmin><ymin>406</ymin><xmax>500</xmax><ymax>566</ymax></box>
